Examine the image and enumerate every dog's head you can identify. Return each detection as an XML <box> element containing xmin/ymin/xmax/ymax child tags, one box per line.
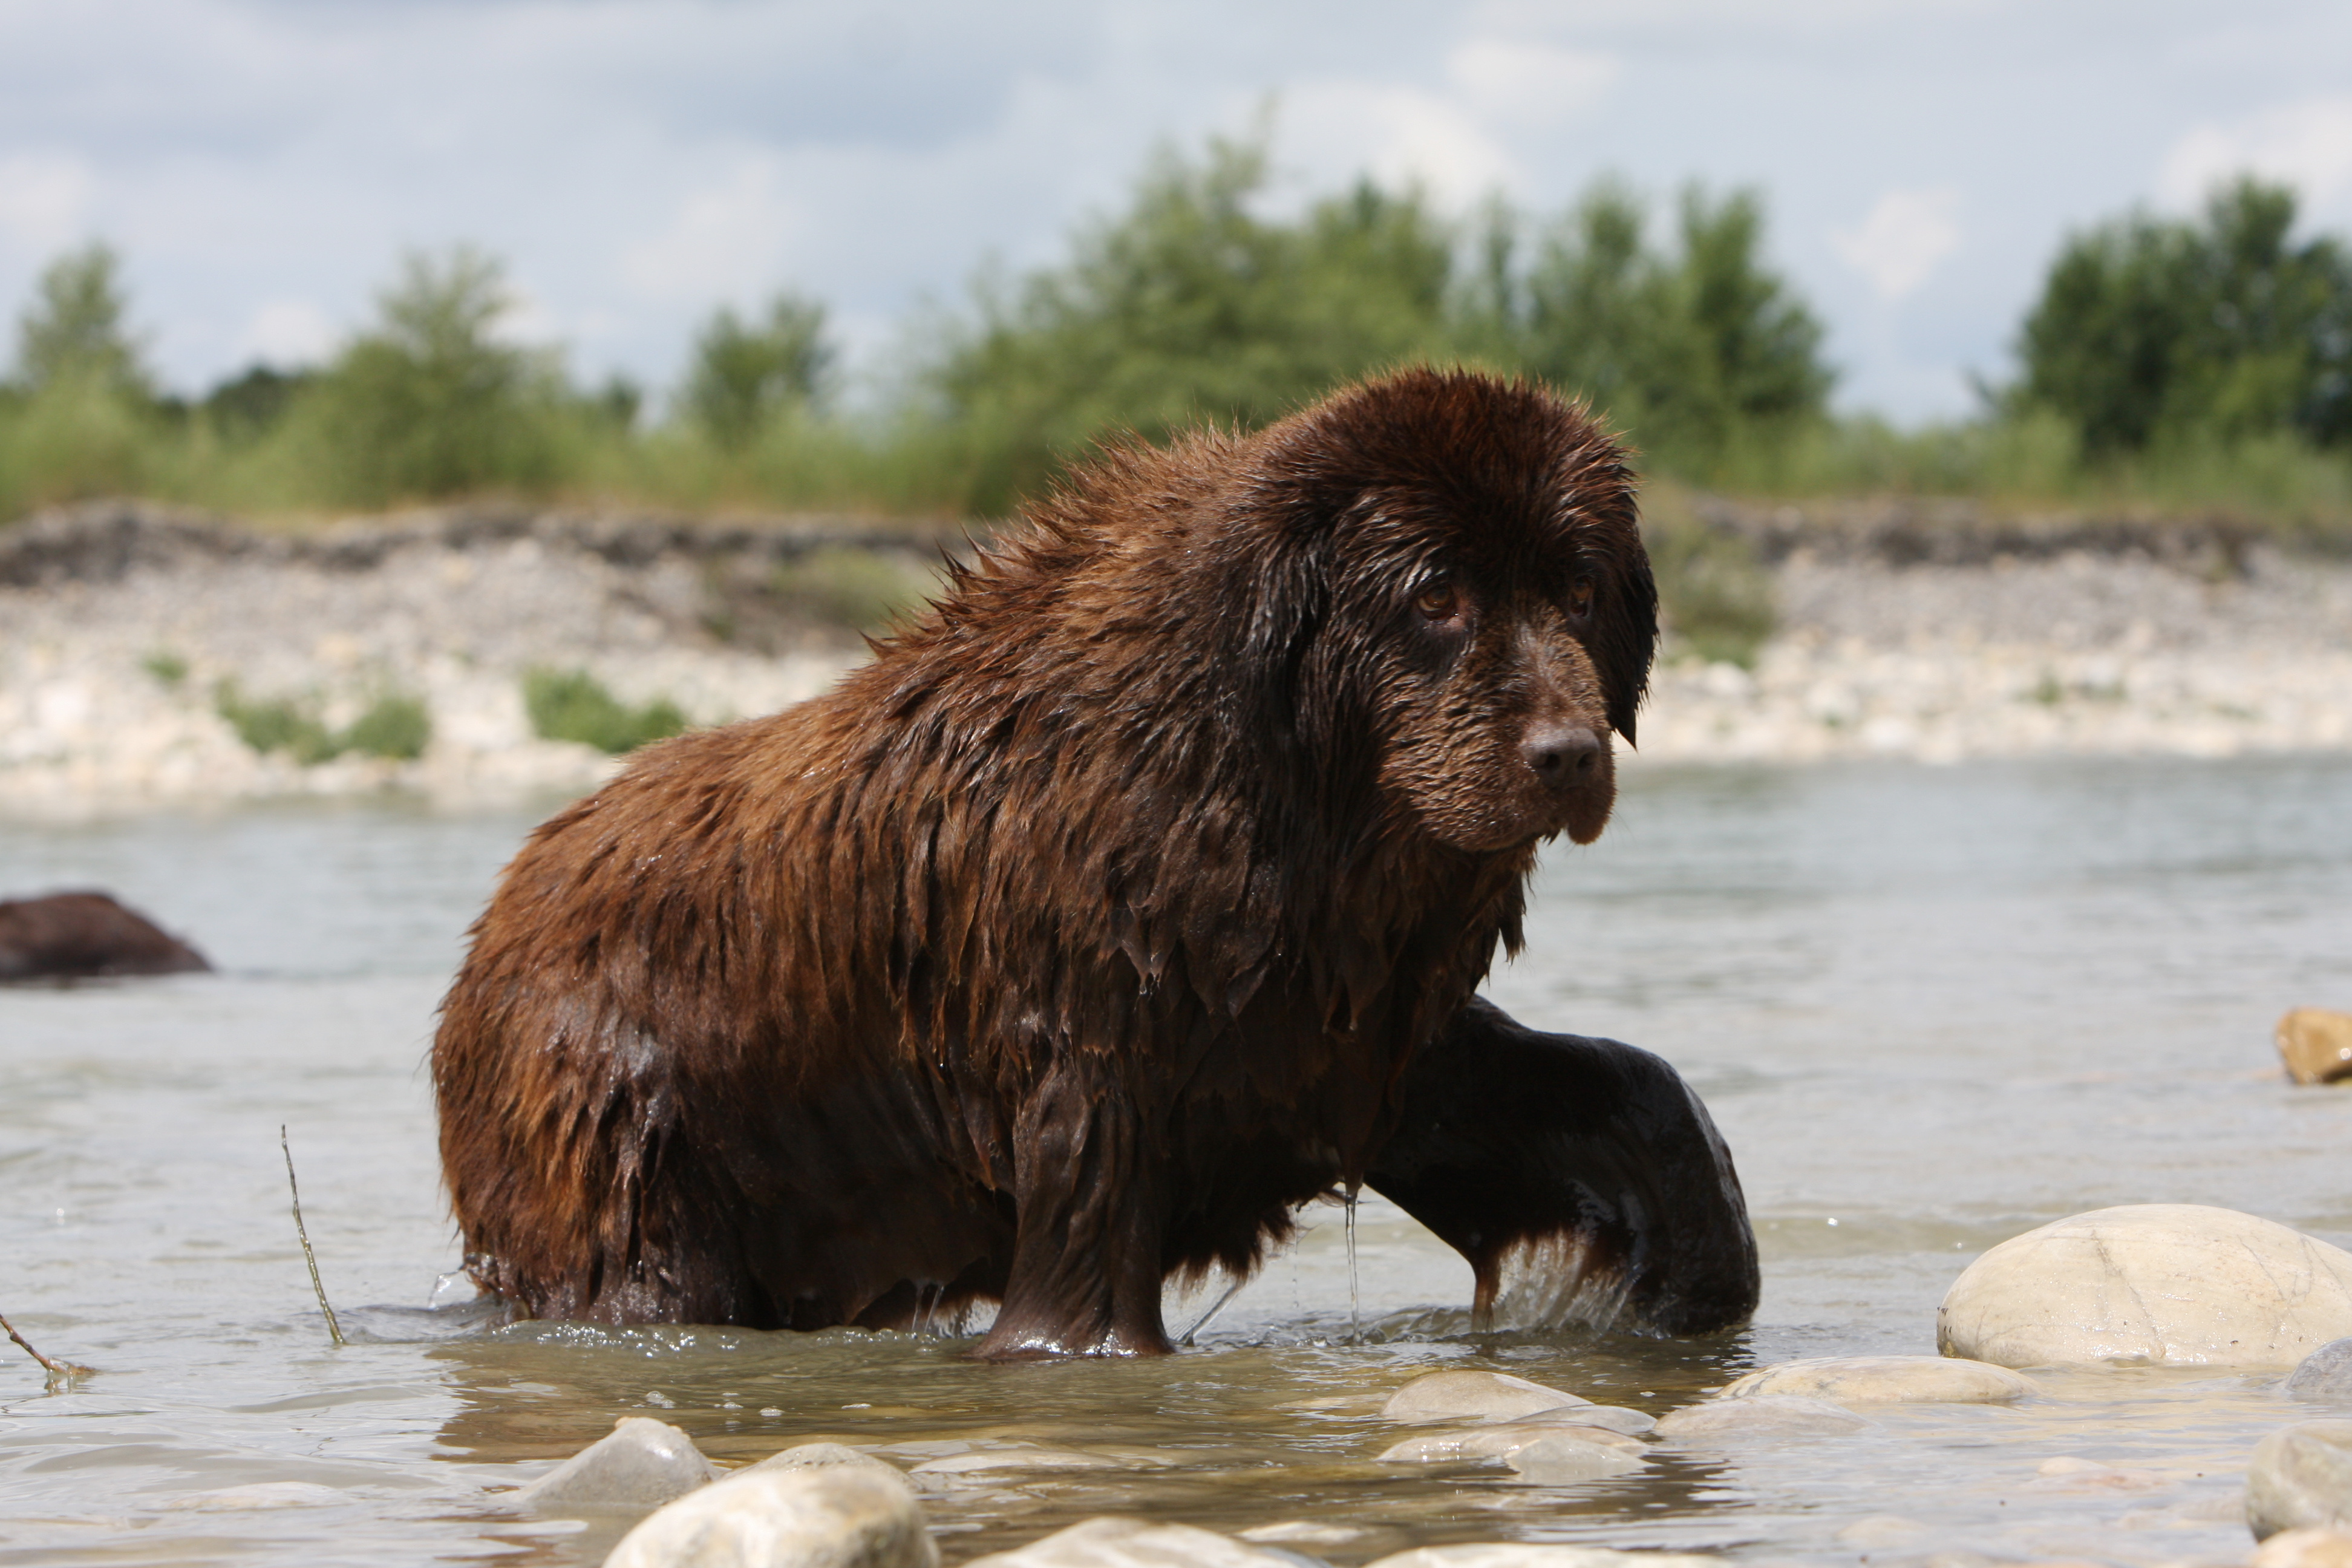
<box><xmin>1235</xmin><ymin>369</ymin><xmax>1656</xmax><ymax>852</ymax></box>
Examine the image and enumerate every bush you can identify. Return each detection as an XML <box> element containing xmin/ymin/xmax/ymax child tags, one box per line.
<box><xmin>685</xmin><ymin>295</ymin><xmax>831</xmax><ymax>450</ymax></box>
<box><xmin>215</xmin><ymin>683</ymin><xmax>433</xmax><ymax>763</ymax></box>
<box><xmin>523</xmin><ymin>668</ymin><xmax>687</xmax><ymax>754</ymax></box>
<box><xmin>295</xmin><ymin>247</ymin><xmax>567</xmax><ymax>505</ymax></box>
<box><xmin>769</xmin><ymin>546</ymin><xmax>935</xmax><ymax>632</ymax></box>
<box><xmin>2016</xmin><ymin>177</ymin><xmax>2352</xmax><ymax>454</ymax></box>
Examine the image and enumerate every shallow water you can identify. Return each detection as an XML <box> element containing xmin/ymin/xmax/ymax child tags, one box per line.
<box><xmin>3</xmin><ymin>756</ymin><xmax>2350</xmax><ymax>1566</ymax></box>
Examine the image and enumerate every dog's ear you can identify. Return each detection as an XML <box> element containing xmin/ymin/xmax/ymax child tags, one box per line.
<box><xmin>1595</xmin><ymin>531</ymin><xmax>1659</xmax><ymax>746</ymax></box>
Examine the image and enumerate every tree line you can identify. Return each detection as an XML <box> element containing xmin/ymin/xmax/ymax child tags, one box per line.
<box><xmin>2</xmin><ymin>133</ymin><xmax>2348</xmax><ymax>524</ymax></box>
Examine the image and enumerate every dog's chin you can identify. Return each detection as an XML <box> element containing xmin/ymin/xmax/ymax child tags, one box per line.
<box><xmin>1430</xmin><ymin>780</ymin><xmax>1618</xmax><ymax>854</ymax></box>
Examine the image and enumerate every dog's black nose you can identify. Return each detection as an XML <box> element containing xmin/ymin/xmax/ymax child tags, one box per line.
<box><xmin>1522</xmin><ymin>724</ymin><xmax>1602</xmax><ymax>785</ymax></box>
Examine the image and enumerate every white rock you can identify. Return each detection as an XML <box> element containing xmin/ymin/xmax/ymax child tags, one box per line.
<box><xmin>162</xmin><ymin>1481</ymin><xmax>342</xmax><ymax>1511</ymax></box>
<box><xmin>1503</xmin><ymin>1434</ymin><xmax>1647</xmax><ymax>1485</ymax></box>
<box><xmin>1938</xmin><ymin>1205</ymin><xmax>2352</xmax><ymax>1368</ymax></box>
<box><xmin>2255</xmin><ymin>1527</ymin><xmax>2352</xmax><ymax>1568</ymax></box>
<box><xmin>1380</xmin><ymin>1370</ymin><xmax>1587</xmax><ymax>1425</ymax></box>
<box><xmin>961</xmin><ymin>1517</ymin><xmax>1295</xmax><ymax>1568</ymax></box>
<box><xmin>907</xmin><ymin>1446</ymin><xmax>1123</xmax><ymax>1476</ymax></box>
<box><xmin>1717</xmin><ymin>1355</ymin><xmax>2035</xmax><ymax>1403</ymax></box>
<box><xmin>1652</xmin><ymin>1394</ymin><xmax>1872</xmax><ymax>1442</ymax></box>
<box><xmin>510</xmin><ymin>1416</ymin><xmax>716</xmax><ymax>1509</ymax></box>
<box><xmin>605</xmin><ymin>1463</ymin><xmax>936</xmax><ymax>1568</ymax></box>
<box><xmin>2292</xmin><ymin>1340</ymin><xmax>2352</xmax><ymax>1399</ymax></box>
<box><xmin>746</xmin><ymin>1443</ymin><xmax>906</xmax><ymax>1480</ymax></box>
<box><xmin>1376</xmin><ymin>1423</ymin><xmax>1642</xmax><ymax>1465</ymax></box>
<box><xmin>1238</xmin><ymin>1521</ymin><xmax>1366</xmax><ymax>1546</ymax></box>
<box><xmin>1515</xmin><ymin>1403</ymin><xmax>1654</xmax><ymax>1436</ymax></box>
<box><xmin>1365</xmin><ymin>1546</ymin><xmax>1724</xmax><ymax>1568</ymax></box>
<box><xmin>2250</xmin><ymin>1422</ymin><xmax>2352</xmax><ymax>1541</ymax></box>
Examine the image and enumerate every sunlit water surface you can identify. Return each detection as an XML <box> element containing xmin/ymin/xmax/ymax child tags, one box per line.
<box><xmin>4</xmin><ymin>755</ymin><xmax>2350</xmax><ymax>1567</ymax></box>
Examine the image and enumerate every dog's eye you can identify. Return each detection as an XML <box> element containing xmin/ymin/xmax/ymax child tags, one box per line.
<box><xmin>1413</xmin><ymin>581</ymin><xmax>1463</xmax><ymax>622</ymax></box>
<box><xmin>1566</xmin><ymin>577</ymin><xmax>1596</xmax><ymax>618</ymax></box>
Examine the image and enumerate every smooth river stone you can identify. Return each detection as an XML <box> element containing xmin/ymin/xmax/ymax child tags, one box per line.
<box><xmin>2279</xmin><ymin>1008</ymin><xmax>2352</xmax><ymax>1085</ymax></box>
<box><xmin>2292</xmin><ymin>1341</ymin><xmax>2352</xmax><ymax>1399</ymax></box>
<box><xmin>962</xmin><ymin>1517</ymin><xmax>1298</xmax><ymax>1568</ymax></box>
<box><xmin>606</xmin><ymin>1463</ymin><xmax>937</xmax><ymax>1568</ymax></box>
<box><xmin>2255</xmin><ymin>1528</ymin><xmax>2352</xmax><ymax>1568</ymax></box>
<box><xmin>1515</xmin><ymin>1403</ymin><xmax>1655</xmax><ymax>1436</ymax></box>
<box><xmin>745</xmin><ymin>1443</ymin><xmax>908</xmax><ymax>1481</ymax></box>
<box><xmin>1380</xmin><ymin>1370</ymin><xmax>1588</xmax><ymax>1425</ymax></box>
<box><xmin>1938</xmin><ymin>1204</ymin><xmax>2352</xmax><ymax>1368</ymax></box>
<box><xmin>1652</xmin><ymin>1394</ymin><xmax>1873</xmax><ymax>1442</ymax></box>
<box><xmin>2249</xmin><ymin>1422</ymin><xmax>2352</xmax><ymax>1541</ymax></box>
<box><xmin>1503</xmin><ymin>1434</ymin><xmax>1647</xmax><ymax>1484</ymax></box>
<box><xmin>510</xmin><ymin>1416</ymin><xmax>716</xmax><ymax>1510</ymax></box>
<box><xmin>1366</xmin><ymin>1546</ymin><xmax>1723</xmax><ymax>1568</ymax></box>
<box><xmin>1377</xmin><ymin>1423</ymin><xmax>1644</xmax><ymax>1465</ymax></box>
<box><xmin>907</xmin><ymin>1446</ymin><xmax>1125</xmax><ymax>1477</ymax></box>
<box><xmin>1717</xmin><ymin>1355</ymin><xmax>2035</xmax><ymax>1404</ymax></box>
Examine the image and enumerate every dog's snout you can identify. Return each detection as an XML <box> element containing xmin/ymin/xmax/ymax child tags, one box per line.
<box><xmin>1521</xmin><ymin>723</ymin><xmax>1602</xmax><ymax>785</ymax></box>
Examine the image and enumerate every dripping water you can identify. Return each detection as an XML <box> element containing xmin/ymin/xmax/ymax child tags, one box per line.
<box><xmin>1180</xmin><ymin>1271</ymin><xmax>1247</xmax><ymax>1345</ymax></box>
<box><xmin>1344</xmin><ymin>1180</ymin><xmax>1362</xmax><ymax>1344</ymax></box>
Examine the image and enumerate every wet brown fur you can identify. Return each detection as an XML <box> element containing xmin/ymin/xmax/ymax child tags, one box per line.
<box><xmin>433</xmin><ymin>369</ymin><xmax>1660</xmax><ymax>1356</ymax></box>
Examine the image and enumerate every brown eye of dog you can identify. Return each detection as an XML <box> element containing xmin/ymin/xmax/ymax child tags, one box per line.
<box><xmin>1414</xmin><ymin>581</ymin><xmax>1462</xmax><ymax>622</ymax></box>
<box><xmin>1567</xmin><ymin>577</ymin><xmax>1596</xmax><ymax>617</ymax></box>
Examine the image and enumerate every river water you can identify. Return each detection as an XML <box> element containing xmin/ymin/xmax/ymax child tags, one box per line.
<box><xmin>3</xmin><ymin>754</ymin><xmax>2349</xmax><ymax>1567</ymax></box>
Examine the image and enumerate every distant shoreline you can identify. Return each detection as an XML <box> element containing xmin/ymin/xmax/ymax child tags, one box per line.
<box><xmin>2</xmin><ymin>499</ymin><xmax>2347</xmax><ymax>815</ymax></box>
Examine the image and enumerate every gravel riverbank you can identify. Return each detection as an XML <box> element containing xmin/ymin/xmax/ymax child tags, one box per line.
<box><xmin>2</xmin><ymin>499</ymin><xmax>2347</xmax><ymax>815</ymax></box>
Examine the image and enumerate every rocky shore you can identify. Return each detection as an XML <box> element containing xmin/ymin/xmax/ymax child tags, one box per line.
<box><xmin>2</xmin><ymin>498</ymin><xmax>2347</xmax><ymax>814</ymax></box>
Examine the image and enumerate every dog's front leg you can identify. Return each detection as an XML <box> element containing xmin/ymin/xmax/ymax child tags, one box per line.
<box><xmin>1367</xmin><ymin>996</ymin><xmax>1759</xmax><ymax>1336</ymax></box>
<box><xmin>975</xmin><ymin>1059</ymin><xmax>1172</xmax><ymax>1359</ymax></box>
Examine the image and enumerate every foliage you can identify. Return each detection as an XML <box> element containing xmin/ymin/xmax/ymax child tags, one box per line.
<box><xmin>2015</xmin><ymin>177</ymin><xmax>2352</xmax><ymax>454</ymax></box>
<box><xmin>215</xmin><ymin>683</ymin><xmax>433</xmax><ymax>763</ymax></box>
<box><xmin>13</xmin><ymin>243</ymin><xmax>152</xmax><ymax>400</ymax></box>
<box><xmin>522</xmin><ymin>667</ymin><xmax>687</xmax><ymax>754</ymax></box>
<box><xmin>685</xmin><ymin>295</ymin><xmax>831</xmax><ymax>449</ymax></box>
<box><xmin>929</xmin><ymin>136</ymin><xmax>1458</xmax><ymax>513</ymax></box>
<box><xmin>295</xmin><ymin>247</ymin><xmax>568</xmax><ymax>504</ymax></box>
<box><xmin>766</xmin><ymin>545</ymin><xmax>938</xmax><ymax>632</ymax></box>
<box><xmin>1639</xmin><ymin>482</ymin><xmax>1778</xmax><ymax>667</ymax></box>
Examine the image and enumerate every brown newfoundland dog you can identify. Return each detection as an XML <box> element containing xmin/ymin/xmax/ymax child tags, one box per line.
<box><xmin>433</xmin><ymin>368</ymin><xmax>1758</xmax><ymax>1356</ymax></box>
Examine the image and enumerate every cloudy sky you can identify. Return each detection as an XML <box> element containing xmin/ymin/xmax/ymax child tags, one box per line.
<box><xmin>2</xmin><ymin>0</ymin><xmax>2348</xmax><ymax>422</ymax></box>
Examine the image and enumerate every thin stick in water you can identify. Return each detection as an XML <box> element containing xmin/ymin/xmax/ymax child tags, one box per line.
<box><xmin>2</xmin><ymin>1310</ymin><xmax>91</xmax><ymax>1392</ymax></box>
<box><xmin>281</xmin><ymin>1125</ymin><xmax>346</xmax><ymax>1347</ymax></box>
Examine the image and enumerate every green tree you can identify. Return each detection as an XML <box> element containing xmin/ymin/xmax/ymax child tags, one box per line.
<box><xmin>684</xmin><ymin>293</ymin><xmax>831</xmax><ymax>449</ymax></box>
<box><xmin>929</xmin><ymin>135</ymin><xmax>1457</xmax><ymax>512</ymax></box>
<box><xmin>13</xmin><ymin>243</ymin><xmax>152</xmax><ymax>399</ymax></box>
<box><xmin>1518</xmin><ymin>183</ymin><xmax>1830</xmax><ymax>461</ymax></box>
<box><xmin>2016</xmin><ymin>177</ymin><xmax>2352</xmax><ymax>453</ymax></box>
<box><xmin>301</xmin><ymin>247</ymin><xmax>563</xmax><ymax>502</ymax></box>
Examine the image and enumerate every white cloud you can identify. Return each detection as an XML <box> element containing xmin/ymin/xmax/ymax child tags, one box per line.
<box><xmin>619</xmin><ymin>155</ymin><xmax>804</xmax><ymax>309</ymax></box>
<box><xmin>1445</xmin><ymin>38</ymin><xmax>1619</xmax><ymax>131</ymax></box>
<box><xmin>0</xmin><ymin>152</ymin><xmax>97</xmax><ymax>260</ymax></box>
<box><xmin>1284</xmin><ymin>82</ymin><xmax>1515</xmax><ymax>209</ymax></box>
<box><xmin>1832</xmin><ymin>186</ymin><xmax>1961</xmax><ymax>301</ymax></box>
<box><xmin>2159</xmin><ymin>96</ymin><xmax>2352</xmax><ymax>215</ymax></box>
<box><xmin>233</xmin><ymin>298</ymin><xmax>335</xmax><ymax>367</ymax></box>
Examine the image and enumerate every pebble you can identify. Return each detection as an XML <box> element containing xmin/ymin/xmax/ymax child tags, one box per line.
<box><xmin>1938</xmin><ymin>1205</ymin><xmax>2352</xmax><ymax>1368</ymax></box>
<box><xmin>509</xmin><ymin>1416</ymin><xmax>716</xmax><ymax>1510</ymax></box>
<box><xmin>2280</xmin><ymin>1009</ymin><xmax>2352</xmax><ymax>1085</ymax></box>
<box><xmin>2256</xmin><ymin>1528</ymin><xmax>2352</xmax><ymax>1568</ymax></box>
<box><xmin>605</xmin><ymin>1463</ymin><xmax>936</xmax><ymax>1568</ymax></box>
<box><xmin>745</xmin><ymin>1443</ymin><xmax>908</xmax><ymax>1481</ymax></box>
<box><xmin>1514</xmin><ymin>1404</ymin><xmax>1655</xmax><ymax>1436</ymax></box>
<box><xmin>960</xmin><ymin>1517</ymin><xmax>1296</xmax><ymax>1568</ymax></box>
<box><xmin>1502</xmin><ymin>1435</ymin><xmax>1647</xmax><ymax>1485</ymax></box>
<box><xmin>1364</xmin><ymin>1546</ymin><xmax>1723</xmax><ymax>1568</ymax></box>
<box><xmin>1238</xmin><ymin>1523</ymin><xmax>1367</xmax><ymax>1546</ymax></box>
<box><xmin>2292</xmin><ymin>1341</ymin><xmax>2352</xmax><ymax>1399</ymax></box>
<box><xmin>160</xmin><ymin>1481</ymin><xmax>342</xmax><ymax>1511</ymax></box>
<box><xmin>1651</xmin><ymin>1394</ymin><xmax>1872</xmax><ymax>1442</ymax></box>
<box><xmin>2249</xmin><ymin>1423</ymin><xmax>2352</xmax><ymax>1541</ymax></box>
<box><xmin>1717</xmin><ymin>1355</ymin><xmax>2036</xmax><ymax>1404</ymax></box>
<box><xmin>1376</xmin><ymin>1424</ymin><xmax>1644</xmax><ymax>1465</ymax></box>
<box><xmin>1380</xmin><ymin>1370</ymin><xmax>1587</xmax><ymax>1425</ymax></box>
<box><xmin>907</xmin><ymin>1446</ymin><xmax>1125</xmax><ymax>1477</ymax></box>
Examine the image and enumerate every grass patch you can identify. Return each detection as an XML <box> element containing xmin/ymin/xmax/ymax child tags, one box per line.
<box><xmin>140</xmin><ymin>649</ymin><xmax>189</xmax><ymax>687</ymax></box>
<box><xmin>215</xmin><ymin>683</ymin><xmax>433</xmax><ymax>763</ymax></box>
<box><xmin>1642</xmin><ymin>482</ymin><xmax>1778</xmax><ymax>668</ymax></box>
<box><xmin>523</xmin><ymin>667</ymin><xmax>688</xmax><ymax>754</ymax></box>
<box><xmin>769</xmin><ymin>546</ymin><xmax>936</xmax><ymax>632</ymax></box>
